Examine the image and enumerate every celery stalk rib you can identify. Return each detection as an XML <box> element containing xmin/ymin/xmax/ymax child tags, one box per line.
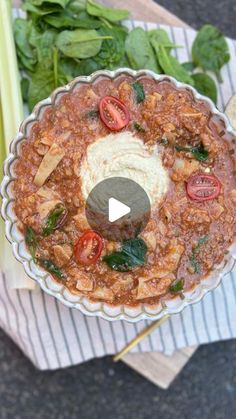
<box><xmin>0</xmin><ymin>0</ymin><xmax>35</xmax><ymax>289</ymax></box>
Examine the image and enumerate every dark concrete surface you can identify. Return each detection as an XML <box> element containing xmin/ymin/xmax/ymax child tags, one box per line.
<box><xmin>1</xmin><ymin>1</ymin><xmax>236</xmax><ymax>418</ymax></box>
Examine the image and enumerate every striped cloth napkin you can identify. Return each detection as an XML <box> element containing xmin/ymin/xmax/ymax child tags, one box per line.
<box><xmin>1</xmin><ymin>19</ymin><xmax>236</xmax><ymax>370</ymax></box>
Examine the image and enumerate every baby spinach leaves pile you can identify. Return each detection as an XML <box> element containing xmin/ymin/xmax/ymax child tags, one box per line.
<box><xmin>14</xmin><ymin>0</ymin><xmax>230</xmax><ymax>110</ymax></box>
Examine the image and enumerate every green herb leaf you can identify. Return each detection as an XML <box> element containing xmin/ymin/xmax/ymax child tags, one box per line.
<box><xmin>125</xmin><ymin>27</ymin><xmax>160</xmax><ymax>73</ymax></box>
<box><xmin>192</xmin><ymin>73</ymin><xmax>217</xmax><ymax>104</ymax></box>
<box><xmin>86</xmin><ymin>0</ymin><xmax>129</xmax><ymax>22</ymax></box>
<box><xmin>169</xmin><ymin>278</ymin><xmax>184</xmax><ymax>293</ymax></box>
<box><xmin>85</xmin><ymin>109</ymin><xmax>99</xmax><ymax>118</ymax></box>
<box><xmin>158</xmin><ymin>45</ymin><xmax>194</xmax><ymax>85</ymax></box>
<box><xmin>190</xmin><ymin>143</ymin><xmax>209</xmax><ymax>161</ymax></box>
<box><xmin>192</xmin><ymin>24</ymin><xmax>230</xmax><ymax>82</ymax></box>
<box><xmin>103</xmin><ymin>237</ymin><xmax>147</xmax><ymax>272</ymax></box>
<box><xmin>190</xmin><ymin>235</ymin><xmax>209</xmax><ymax>273</ymax></box>
<box><xmin>39</xmin><ymin>259</ymin><xmax>65</xmax><ymax>278</ymax></box>
<box><xmin>42</xmin><ymin>204</ymin><xmax>66</xmax><ymax>236</ymax></box>
<box><xmin>25</xmin><ymin>226</ymin><xmax>38</xmax><ymax>261</ymax></box>
<box><xmin>133</xmin><ymin>122</ymin><xmax>146</xmax><ymax>132</ymax></box>
<box><xmin>132</xmin><ymin>82</ymin><xmax>145</xmax><ymax>103</ymax></box>
<box><xmin>175</xmin><ymin>143</ymin><xmax>209</xmax><ymax>161</ymax></box>
<box><xmin>56</xmin><ymin>28</ymin><xmax>112</xmax><ymax>58</ymax></box>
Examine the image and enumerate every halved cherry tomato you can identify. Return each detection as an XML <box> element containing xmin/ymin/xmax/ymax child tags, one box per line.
<box><xmin>99</xmin><ymin>96</ymin><xmax>130</xmax><ymax>131</ymax></box>
<box><xmin>187</xmin><ymin>173</ymin><xmax>221</xmax><ymax>201</ymax></box>
<box><xmin>74</xmin><ymin>230</ymin><xmax>103</xmax><ymax>265</ymax></box>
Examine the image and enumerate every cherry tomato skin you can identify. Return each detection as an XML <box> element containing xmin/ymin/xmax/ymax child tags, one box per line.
<box><xmin>187</xmin><ymin>174</ymin><xmax>221</xmax><ymax>202</ymax></box>
<box><xmin>99</xmin><ymin>96</ymin><xmax>130</xmax><ymax>131</ymax></box>
<box><xmin>74</xmin><ymin>230</ymin><xmax>104</xmax><ymax>265</ymax></box>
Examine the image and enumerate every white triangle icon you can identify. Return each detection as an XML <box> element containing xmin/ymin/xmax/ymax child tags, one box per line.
<box><xmin>108</xmin><ymin>197</ymin><xmax>131</xmax><ymax>223</ymax></box>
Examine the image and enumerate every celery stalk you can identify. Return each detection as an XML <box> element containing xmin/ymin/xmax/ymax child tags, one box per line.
<box><xmin>0</xmin><ymin>1</ymin><xmax>35</xmax><ymax>289</ymax></box>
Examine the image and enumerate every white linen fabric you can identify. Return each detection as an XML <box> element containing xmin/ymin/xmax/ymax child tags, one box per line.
<box><xmin>1</xmin><ymin>16</ymin><xmax>236</xmax><ymax>370</ymax></box>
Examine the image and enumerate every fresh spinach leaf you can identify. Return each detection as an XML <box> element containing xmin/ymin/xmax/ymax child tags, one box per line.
<box><xmin>103</xmin><ymin>237</ymin><xmax>147</xmax><ymax>272</ymax></box>
<box><xmin>94</xmin><ymin>26</ymin><xmax>127</xmax><ymax>68</ymax></box>
<box><xmin>132</xmin><ymin>82</ymin><xmax>145</xmax><ymax>103</ymax></box>
<box><xmin>125</xmin><ymin>27</ymin><xmax>160</xmax><ymax>73</ymax></box>
<box><xmin>28</xmin><ymin>62</ymin><xmax>68</xmax><ymax>111</ymax></box>
<box><xmin>25</xmin><ymin>226</ymin><xmax>38</xmax><ymax>261</ymax></box>
<box><xmin>44</xmin><ymin>12</ymin><xmax>101</xmax><ymax>29</ymax></box>
<box><xmin>23</xmin><ymin>0</ymin><xmax>60</xmax><ymax>16</ymax></box>
<box><xmin>148</xmin><ymin>28</ymin><xmax>181</xmax><ymax>54</ymax></box>
<box><xmin>169</xmin><ymin>278</ymin><xmax>184</xmax><ymax>293</ymax></box>
<box><xmin>86</xmin><ymin>0</ymin><xmax>129</xmax><ymax>22</ymax></box>
<box><xmin>21</xmin><ymin>78</ymin><xmax>30</xmax><ymax>102</ymax></box>
<box><xmin>182</xmin><ymin>61</ymin><xmax>196</xmax><ymax>72</ymax></box>
<box><xmin>76</xmin><ymin>57</ymin><xmax>102</xmax><ymax>75</ymax></box>
<box><xmin>158</xmin><ymin>45</ymin><xmax>194</xmax><ymax>85</ymax></box>
<box><xmin>190</xmin><ymin>235</ymin><xmax>209</xmax><ymax>274</ymax></box>
<box><xmin>192</xmin><ymin>24</ymin><xmax>230</xmax><ymax>82</ymax></box>
<box><xmin>56</xmin><ymin>29</ymin><xmax>112</xmax><ymax>58</ymax></box>
<box><xmin>39</xmin><ymin>259</ymin><xmax>65</xmax><ymax>278</ymax></box>
<box><xmin>29</xmin><ymin>27</ymin><xmax>57</xmax><ymax>66</ymax></box>
<box><xmin>14</xmin><ymin>18</ymin><xmax>37</xmax><ymax>72</ymax></box>
<box><xmin>192</xmin><ymin>73</ymin><xmax>217</xmax><ymax>104</ymax></box>
<box><xmin>30</xmin><ymin>0</ymin><xmax>70</xmax><ymax>8</ymax></box>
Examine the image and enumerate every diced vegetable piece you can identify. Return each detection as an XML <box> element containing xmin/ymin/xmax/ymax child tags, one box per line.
<box><xmin>34</xmin><ymin>143</ymin><xmax>65</xmax><ymax>186</ymax></box>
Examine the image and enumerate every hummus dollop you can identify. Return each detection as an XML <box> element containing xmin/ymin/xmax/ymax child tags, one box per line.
<box><xmin>80</xmin><ymin>132</ymin><xmax>169</xmax><ymax>206</ymax></box>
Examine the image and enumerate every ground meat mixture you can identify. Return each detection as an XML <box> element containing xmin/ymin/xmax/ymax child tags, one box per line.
<box><xmin>13</xmin><ymin>74</ymin><xmax>236</xmax><ymax>306</ymax></box>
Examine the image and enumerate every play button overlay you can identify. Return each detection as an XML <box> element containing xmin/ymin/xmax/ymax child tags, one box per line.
<box><xmin>85</xmin><ymin>177</ymin><xmax>151</xmax><ymax>241</ymax></box>
<box><xmin>108</xmin><ymin>198</ymin><xmax>130</xmax><ymax>222</ymax></box>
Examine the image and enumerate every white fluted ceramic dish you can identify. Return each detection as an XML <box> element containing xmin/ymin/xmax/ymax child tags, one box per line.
<box><xmin>1</xmin><ymin>68</ymin><xmax>236</xmax><ymax>322</ymax></box>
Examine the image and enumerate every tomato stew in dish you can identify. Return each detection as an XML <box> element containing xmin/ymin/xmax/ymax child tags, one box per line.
<box><xmin>14</xmin><ymin>75</ymin><xmax>236</xmax><ymax>305</ymax></box>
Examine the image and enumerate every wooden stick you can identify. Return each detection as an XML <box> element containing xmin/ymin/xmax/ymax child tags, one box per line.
<box><xmin>113</xmin><ymin>314</ymin><xmax>170</xmax><ymax>362</ymax></box>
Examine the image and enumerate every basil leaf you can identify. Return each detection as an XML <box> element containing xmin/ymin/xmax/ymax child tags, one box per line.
<box><xmin>56</xmin><ymin>29</ymin><xmax>112</xmax><ymax>58</ymax></box>
<box><xmin>103</xmin><ymin>237</ymin><xmax>147</xmax><ymax>272</ymax></box>
<box><xmin>86</xmin><ymin>0</ymin><xmax>129</xmax><ymax>22</ymax></box>
<box><xmin>169</xmin><ymin>278</ymin><xmax>184</xmax><ymax>293</ymax></box>
<box><xmin>192</xmin><ymin>24</ymin><xmax>230</xmax><ymax>82</ymax></box>
<box><xmin>133</xmin><ymin>122</ymin><xmax>146</xmax><ymax>132</ymax></box>
<box><xmin>125</xmin><ymin>27</ymin><xmax>160</xmax><ymax>73</ymax></box>
<box><xmin>158</xmin><ymin>45</ymin><xmax>194</xmax><ymax>85</ymax></box>
<box><xmin>192</xmin><ymin>73</ymin><xmax>217</xmax><ymax>104</ymax></box>
<box><xmin>42</xmin><ymin>204</ymin><xmax>66</xmax><ymax>236</ymax></box>
<box><xmin>190</xmin><ymin>235</ymin><xmax>209</xmax><ymax>274</ymax></box>
<box><xmin>132</xmin><ymin>82</ymin><xmax>145</xmax><ymax>103</ymax></box>
<box><xmin>39</xmin><ymin>259</ymin><xmax>65</xmax><ymax>278</ymax></box>
<box><xmin>25</xmin><ymin>226</ymin><xmax>38</xmax><ymax>261</ymax></box>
